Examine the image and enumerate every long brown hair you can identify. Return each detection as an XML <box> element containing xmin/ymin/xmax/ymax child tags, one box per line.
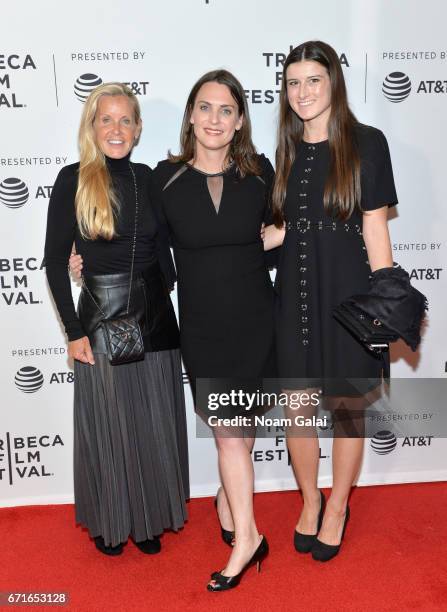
<box><xmin>272</xmin><ymin>41</ymin><xmax>361</xmax><ymax>225</ymax></box>
<box><xmin>169</xmin><ymin>69</ymin><xmax>260</xmax><ymax>177</ymax></box>
<box><xmin>76</xmin><ymin>83</ymin><xmax>141</xmax><ymax>240</ymax></box>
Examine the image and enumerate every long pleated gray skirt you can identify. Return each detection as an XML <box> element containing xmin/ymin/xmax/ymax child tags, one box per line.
<box><xmin>73</xmin><ymin>349</ymin><xmax>189</xmax><ymax>547</ymax></box>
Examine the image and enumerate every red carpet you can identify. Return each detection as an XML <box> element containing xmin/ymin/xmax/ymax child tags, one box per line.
<box><xmin>1</xmin><ymin>483</ymin><xmax>446</xmax><ymax>611</ymax></box>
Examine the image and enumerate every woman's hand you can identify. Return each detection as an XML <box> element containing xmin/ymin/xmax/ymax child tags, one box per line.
<box><xmin>69</xmin><ymin>253</ymin><xmax>83</xmax><ymax>279</ymax></box>
<box><xmin>69</xmin><ymin>336</ymin><xmax>95</xmax><ymax>365</ymax></box>
<box><xmin>263</xmin><ymin>224</ymin><xmax>286</xmax><ymax>251</ymax></box>
<box><xmin>260</xmin><ymin>223</ymin><xmax>266</xmax><ymax>242</ymax></box>
<box><xmin>362</xmin><ymin>206</ymin><xmax>393</xmax><ymax>272</ymax></box>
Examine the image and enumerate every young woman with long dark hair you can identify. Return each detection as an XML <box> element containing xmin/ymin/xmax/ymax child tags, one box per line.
<box><xmin>264</xmin><ymin>40</ymin><xmax>398</xmax><ymax>561</ymax></box>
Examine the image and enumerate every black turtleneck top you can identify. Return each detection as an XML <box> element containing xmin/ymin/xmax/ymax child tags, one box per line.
<box><xmin>44</xmin><ymin>155</ymin><xmax>159</xmax><ymax>341</ymax></box>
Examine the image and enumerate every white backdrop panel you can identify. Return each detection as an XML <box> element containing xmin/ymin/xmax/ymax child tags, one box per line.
<box><xmin>1</xmin><ymin>0</ymin><xmax>446</xmax><ymax>507</ymax></box>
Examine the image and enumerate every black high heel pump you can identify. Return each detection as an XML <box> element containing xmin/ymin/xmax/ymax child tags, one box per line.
<box><xmin>207</xmin><ymin>535</ymin><xmax>269</xmax><ymax>592</ymax></box>
<box><xmin>294</xmin><ymin>489</ymin><xmax>326</xmax><ymax>553</ymax></box>
<box><xmin>311</xmin><ymin>505</ymin><xmax>350</xmax><ymax>562</ymax></box>
<box><xmin>214</xmin><ymin>489</ymin><xmax>235</xmax><ymax>547</ymax></box>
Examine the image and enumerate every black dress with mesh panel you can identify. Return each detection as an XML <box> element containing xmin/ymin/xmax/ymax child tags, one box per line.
<box><xmin>151</xmin><ymin>154</ymin><xmax>276</xmax><ymax>390</ymax></box>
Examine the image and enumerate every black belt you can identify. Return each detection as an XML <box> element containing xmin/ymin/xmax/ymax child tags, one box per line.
<box><xmin>78</xmin><ymin>261</ymin><xmax>179</xmax><ymax>354</ymax></box>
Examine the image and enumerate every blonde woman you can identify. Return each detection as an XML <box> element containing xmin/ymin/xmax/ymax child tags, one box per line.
<box><xmin>44</xmin><ymin>83</ymin><xmax>189</xmax><ymax>555</ymax></box>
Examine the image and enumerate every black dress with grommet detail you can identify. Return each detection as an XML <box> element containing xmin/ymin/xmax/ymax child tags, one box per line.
<box><xmin>275</xmin><ymin>124</ymin><xmax>398</xmax><ymax>395</ymax></box>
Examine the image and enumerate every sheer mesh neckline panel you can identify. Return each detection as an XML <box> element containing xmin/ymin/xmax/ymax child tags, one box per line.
<box><xmin>162</xmin><ymin>163</ymin><xmax>226</xmax><ymax>213</ymax></box>
<box><xmin>206</xmin><ymin>176</ymin><xmax>224</xmax><ymax>213</ymax></box>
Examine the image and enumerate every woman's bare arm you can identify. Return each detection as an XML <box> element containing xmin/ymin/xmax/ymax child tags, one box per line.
<box><xmin>362</xmin><ymin>206</ymin><xmax>393</xmax><ymax>272</ymax></box>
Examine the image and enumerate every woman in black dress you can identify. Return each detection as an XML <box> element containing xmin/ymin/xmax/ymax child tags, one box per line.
<box><xmin>153</xmin><ymin>70</ymin><xmax>273</xmax><ymax>590</ymax></box>
<box><xmin>264</xmin><ymin>41</ymin><xmax>397</xmax><ymax>561</ymax></box>
<box><xmin>45</xmin><ymin>83</ymin><xmax>189</xmax><ymax>556</ymax></box>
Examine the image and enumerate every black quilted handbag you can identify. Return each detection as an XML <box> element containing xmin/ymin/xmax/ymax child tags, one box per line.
<box><xmin>83</xmin><ymin>163</ymin><xmax>145</xmax><ymax>366</ymax></box>
<box><xmin>101</xmin><ymin>315</ymin><xmax>144</xmax><ymax>366</ymax></box>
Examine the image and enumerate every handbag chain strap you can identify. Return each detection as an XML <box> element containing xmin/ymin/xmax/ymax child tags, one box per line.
<box><xmin>82</xmin><ymin>161</ymin><xmax>139</xmax><ymax>318</ymax></box>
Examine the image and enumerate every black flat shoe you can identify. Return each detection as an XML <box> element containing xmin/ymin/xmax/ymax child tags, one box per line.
<box><xmin>133</xmin><ymin>536</ymin><xmax>161</xmax><ymax>555</ymax></box>
<box><xmin>312</xmin><ymin>505</ymin><xmax>350</xmax><ymax>562</ymax></box>
<box><xmin>94</xmin><ymin>536</ymin><xmax>123</xmax><ymax>556</ymax></box>
<box><xmin>207</xmin><ymin>535</ymin><xmax>269</xmax><ymax>592</ymax></box>
<box><xmin>294</xmin><ymin>490</ymin><xmax>326</xmax><ymax>553</ymax></box>
<box><xmin>214</xmin><ymin>490</ymin><xmax>235</xmax><ymax>547</ymax></box>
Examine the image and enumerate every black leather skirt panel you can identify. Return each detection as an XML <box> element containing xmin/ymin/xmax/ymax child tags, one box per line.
<box><xmin>78</xmin><ymin>262</ymin><xmax>180</xmax><ymax>354</ymax></box>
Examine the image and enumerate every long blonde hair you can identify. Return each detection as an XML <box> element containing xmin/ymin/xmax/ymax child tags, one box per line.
<box><xmin>76</xmin><ymin>82</ymin><xmax>141</xmax><ymax>240</ymax></box>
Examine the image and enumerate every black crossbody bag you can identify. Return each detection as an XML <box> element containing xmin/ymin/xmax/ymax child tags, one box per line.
<box><xmin>83</xmin><ymin>163</ymin><xmax>144</xmax><ymax>365</ymax></box>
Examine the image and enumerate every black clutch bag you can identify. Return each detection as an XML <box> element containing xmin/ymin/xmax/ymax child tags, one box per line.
<box><xmin>333</xmin><ymin>265</ymin><xmax>428</xmax><ymax>354</ymax></box>
<box><xmin>333</xmin><ymin>302</ymin><xmax>399</xmax><ymax>352</ymax></box>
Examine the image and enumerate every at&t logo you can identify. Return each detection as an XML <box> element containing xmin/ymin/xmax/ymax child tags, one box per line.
<box><xmin>14</xmin><ymin>367</ymin><xmax>74</xmax><ymax>392</ymax></box>
<box><xmin>0</xmin><ymin>177</ymin><xmax>29</xmax><ymax>208</ymax></box>
<box><xmin>122</xmin><ymin>81</ymin><xmax>149</xmax><ymax>95</ymax></box>
<box><xmin>371</xmin><ymin>430</ymin><xmax>397</xmax><ymax>454</ymax></box>
<box><xmin>371</xmin><ymin>430</ymin><xmax>434</xmax><ymax>454</ymax></box>
<box><xmin>14</xmin><ymin>366</ymin><xmax>44</xmax><ymax>393</ymax></box>
<box><xmin>74</xmin><ymin>73</ymin><xmax>103</xmax><ymax>102</ymax></box>
<box><xmin>0</xmin><ymin>178</ymin><xmax>54</xmax><ymax>210</ymax></box>
<box><xmin>74</xmin><ymin>74</ymin><xmax>149</xmax><ymax>102</ymax></box>
<box><xmin>382</xmin><ymin>72</ymin><xmax>411</xmax><ymax>102</ymax></box>
<box><xmin>383</xmin><ymin>71</ymin><xmax>447</xmax><ymax>101</ymax></box>
<box><xmin>409</xmin><ymin>268</ymin><xmax>442</xmax><ymax>280</ymax></box>
<box><xmin>416</xmin><ymin>80</ymin><xmax>447</xmax><ymax>93</ymax></box>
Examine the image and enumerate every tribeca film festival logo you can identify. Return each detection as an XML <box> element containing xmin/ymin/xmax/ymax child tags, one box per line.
<box><xmin>371</xmin><ymin>430</ymin><xmax>434</xmax><ymax>455</ymax></box>
<box><xmin>74</xmin><ymin>73</ymin><xmax>149</xmax><ymax>102</ymax></box>
<box><xmin>245</xmin><ymin>47</ymin><xmax>350</xmax><ymax>104</ymax></box>
<box><xmin>0</xmin><ymin>432</ymin><xmax>64</xmax><ymax>484</ymax></box>
<box><xmin>0</xmin><ymin>53</ymin><xmax>36</xmax><ymax>108</ymax></box>
<box><xmin>0</xmin><ymin>257</ymin><xmax>44</xmax><ymax>306</ymax></box>
<box><xmin>14</xmin><ymin>366</ymin><xmax>74</xmax><ymax>393</ymax></box>
<box><xmin>253</xmin><ymin>436</ymin><xmax>329</xmax><ymax>464</ymax></box>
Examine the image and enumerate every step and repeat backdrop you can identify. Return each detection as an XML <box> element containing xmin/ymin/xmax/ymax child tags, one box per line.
<box><xmin>1</xmin><ymin>0</ymin><xmax>446</xmax><ymax>506</ymax></box>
